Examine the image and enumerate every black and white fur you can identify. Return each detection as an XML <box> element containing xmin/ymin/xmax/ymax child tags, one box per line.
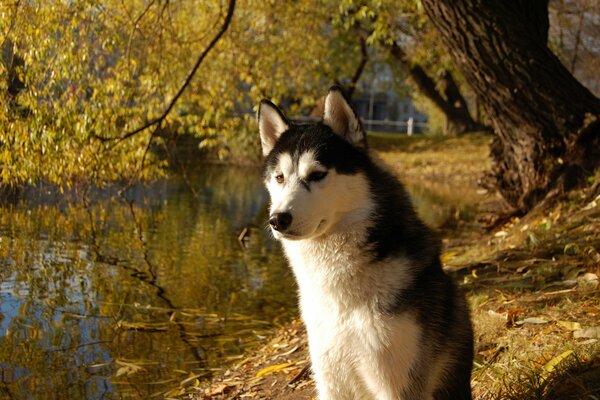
<box><xmin>258</xmin><ymin>87</ymin><xmax>473</xmax><ymax>400</ymax></box>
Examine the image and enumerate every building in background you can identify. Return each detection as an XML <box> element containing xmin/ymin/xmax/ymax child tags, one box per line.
<box><xmin>351</xmin><ymin>89</ymin><xmax>427</xmax><ymax>134</ymax></box>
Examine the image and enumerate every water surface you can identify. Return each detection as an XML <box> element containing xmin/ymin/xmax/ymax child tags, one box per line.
<box><xmin>0</xmin><ymin>166</ymin><xmax>295</xmax><ymax>399</ymax></box>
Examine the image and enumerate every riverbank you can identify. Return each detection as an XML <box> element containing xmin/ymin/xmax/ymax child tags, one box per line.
<box><xmin>170</xmin><ymin>133</ymin><xmax>599</xmax><ymax>400</ymax></box>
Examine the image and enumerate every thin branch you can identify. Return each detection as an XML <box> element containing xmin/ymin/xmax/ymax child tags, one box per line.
<box><xmin>0</xmin><ymin>0</ymin><xmax>21</xmax><ymax>50</ymax></box>
<box><xmin>125</xmin><ymin>0</ymin><xmax>158</xmax><ymax>74</ymax></box>
<box><xmin>346</xmin><ymin>34</ymin><xmax>369</xmax><ymax>98</ymax></box>
<box><xmin>93</xmin><ymin>0</ymin><xmax>236</xmax><ymax>143</ymax></box>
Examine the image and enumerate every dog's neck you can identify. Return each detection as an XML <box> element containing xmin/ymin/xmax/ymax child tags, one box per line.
<box><xmin>281</xmin><ymin>221</ymin><xmax>371</xmax><ymax>280</ymax></box>
<box><xmin>281</xmin><ymin>221</ymin><xmax>412</xmax><ymax>312</ymax></box>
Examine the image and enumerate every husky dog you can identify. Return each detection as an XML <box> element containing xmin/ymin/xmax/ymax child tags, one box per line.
<box><xmin>257</xmin><ymin>87</ymin><xmax>473</xmax><ymax>400</ymax></box>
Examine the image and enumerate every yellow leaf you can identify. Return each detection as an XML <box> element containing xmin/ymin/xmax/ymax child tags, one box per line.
<box><xmin>557</xmin><ymin>321</ymin><xmax>581</xmax><ymax>331</ymax></box>
<box><xmin>542</xmin><ymin>350</ymin><xmax>573</xmax><ymax>373</ymax></box>
<box><xmin>255</xmin><ymin>362</ymin><xmax>296</xmax><ymax>377</ymax></box>
<box><xmin>441</xmin><ymin>252</ymin><xmax>457</xmax><ymax>263</ymax></box>
<box><xmin>180</xmin><ymin>374</ymin><xmax>203</xmax><ymax>388</ymax></box>
<box><xmin>163</xmin><ymin>388</ymin><xmax>185</xmax><ymax>398</ymax></box>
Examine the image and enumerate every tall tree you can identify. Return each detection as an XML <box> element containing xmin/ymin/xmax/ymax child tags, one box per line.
<box><xmin>420</xmin><ymin>0</ymin><xmax>600</xmax><ymax>211</ymax></box>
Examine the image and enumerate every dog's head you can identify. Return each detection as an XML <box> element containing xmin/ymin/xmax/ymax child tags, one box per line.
<box><xmin>258</xmin><ymin>87</ymin><xmax>373</xmax><ymax>241</ymax></box>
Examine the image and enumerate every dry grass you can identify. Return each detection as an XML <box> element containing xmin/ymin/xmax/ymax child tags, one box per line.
<box><xmin>453</xmin><ymin>188</ymin><xmax>600</xmax><ymax>400</ymax></box>
<box><xmin>370</xmin><ymin>132</ymin><xmax>492</xmax><ymax>187</ymax></box>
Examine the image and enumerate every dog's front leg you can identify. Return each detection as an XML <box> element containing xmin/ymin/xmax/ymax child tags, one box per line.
<box><xmin>309</xmin><ymin>338</ymin><xmax>371</xmax><ymax>400</ymax></box>
<box><xmin>311</xmin><ymin>355</ymin><xmax>369</xmax><ymax>400</ymax></box>
<box><xmin>355</xmin><ymin>314</ymin><xmax>426</xmax><ymax>400</ymax></box>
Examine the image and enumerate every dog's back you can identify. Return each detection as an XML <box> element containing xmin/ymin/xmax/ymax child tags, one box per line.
<box><xmin>258</xmin><ymin>87</ymin><xmax>473</xmax><ymax>399</ymax></box>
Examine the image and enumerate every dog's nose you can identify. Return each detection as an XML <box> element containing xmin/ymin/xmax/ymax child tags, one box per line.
<box><xmin>269</xmin><ymin>212</ymin><xmax>292</xmax><ymax>231</ymax></box>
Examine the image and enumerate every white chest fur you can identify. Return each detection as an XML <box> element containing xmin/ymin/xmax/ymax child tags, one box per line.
<box><xmin>282</xmin><ymin>232</ymin><xmax>422</xmax><ymax>400</ymax></box>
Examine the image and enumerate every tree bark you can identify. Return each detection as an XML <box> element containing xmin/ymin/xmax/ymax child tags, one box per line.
<box><xmin>421</xmin><ymin>0</ymin><xmax>600</xmax><ymax>211</ymax></box>
<box><xmin>386</xmin><ymin>41</ymin><xmax>488</xmax><ymax>135</ymax></box>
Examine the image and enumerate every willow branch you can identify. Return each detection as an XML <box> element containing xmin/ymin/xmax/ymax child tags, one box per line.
<box><xmin>94</xmin><ymin>0</ymin><xmax>236</xmax><ymax>143</ymax></box>
<box><xmin>0</xmin><ymin>0</ymin><xmax>21</xmax><ymax>50</ymax></box>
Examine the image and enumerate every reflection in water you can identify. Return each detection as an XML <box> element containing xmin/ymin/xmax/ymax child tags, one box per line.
<box><xmin>0</xmin><ymin>166</ymin><xmax>295</xmax><ymax>399</ymax></box>
<box><xmin>0</xmin><ymin>165</ymin><xmax>484</xmax><ymax>399</ymax></box>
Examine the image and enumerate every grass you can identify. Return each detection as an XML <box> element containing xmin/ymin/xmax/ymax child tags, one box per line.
<box><xmin>369</xmin><ymin>131</ymin><xmax>493</xmax><ymax>187</ymax></box>
<box><xmin>170</xmin><ymin>133</ymin><xmax>599</xmax><ymax>400</ymax></box>
<box><xmin>453</xmin><ymin>187</ymin><xmax>600</xmax><ymax>400</ymax></box>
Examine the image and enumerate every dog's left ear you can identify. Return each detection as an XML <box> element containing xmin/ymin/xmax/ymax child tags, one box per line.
<box><xmin>258</xmin><ymin>99</ymin><xmax>290</xmax><ymax>156</ymax></box>
<box><xmin>323</xmin><ymin>86</ymin><xmax>366</xmax><ymax>148</ymax></box>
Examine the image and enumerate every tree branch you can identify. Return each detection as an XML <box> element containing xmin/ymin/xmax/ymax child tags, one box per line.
<box><xmin>0</xmin><ymin>0</ymin><xmax>21</xmax><ymax>51</ymax></box>
<box><xmin>125</xmin><ymin>0</ymin><xmax>158</xmax><ymax>74</ymax></box>
<box><xmin>346</xmin><ymin>34</ymin><xmax>369</xmax><ymax>99</ymax></box>
<box><xmin>93</xmin><ymin>0</ymin><xmax>236</xmax><ymax>143</ymax></box>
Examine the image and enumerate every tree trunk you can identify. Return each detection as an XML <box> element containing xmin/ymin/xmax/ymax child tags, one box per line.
<box><xmin>387</xmin><ymin>41</ymin><xmax>488</xmax><ymax>135</ymax></box>
<box><xmin>421</xmin><ymin>0</ymin><xmax>600</xmax><ymax>211</ymax></box>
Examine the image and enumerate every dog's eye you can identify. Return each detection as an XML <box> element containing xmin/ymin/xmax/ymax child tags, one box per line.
<box><xmin>307</xmin><ymin>171</ymin><xmax>328</xmax><ymax>182</ymax></box>
<box><xmin>275</xmin><ymin>173</ymin><xmax>284</xmax><ymax>183</ymax></box>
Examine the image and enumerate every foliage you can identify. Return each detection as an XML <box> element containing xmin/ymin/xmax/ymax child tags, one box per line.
<box><xmin>0</xmin><ymin>1</ymin><xmax>597</xmax><ymax>189</ymax></box>
<box><xmin>0</xmin><ymin>0</ymin><xmax>363</xmax><ymax>189</ymax></box>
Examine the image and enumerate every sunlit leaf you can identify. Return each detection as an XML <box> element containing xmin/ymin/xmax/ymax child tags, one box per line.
<box><xmin>557</xmin><ymin>321</ymin><xmax>582</xmax><ymax>331</ymax></box>
<box><xmin>542</xmin><ymin>350</ymin><xmax>573</xmax><ymax>372</ymax></box>
<box><xmin>574</xmin><ymin>327</ymin><xmax>600</xmax><ymax>339</ymax></box>
<box><xmin>255</xmin><ymin>361</ymin><xmax>296</xmax><ymax>377</ymax></box>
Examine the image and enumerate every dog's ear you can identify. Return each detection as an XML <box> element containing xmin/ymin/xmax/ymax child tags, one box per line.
<box><xmin>323</xmin><ymin>86</ymin><xmax>366</xmax><ymax>148</ymax></box>
<box><xmin>258</xmin><ymin>100</ymin><xmax>289</xmax><ymax>156</ymax></box>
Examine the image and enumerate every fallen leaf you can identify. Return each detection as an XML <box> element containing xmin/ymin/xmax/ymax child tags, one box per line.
<box><xmin>256</xmin><ymin>362</ymin><xmax>296</xmax><ymax>377</ymax></box>
<box><xmin>527</xmin><ymin>232</ymin><xmax>540</xmax><ymax>247</ymax></box>
<box><xmin>487</xmin><ymin>310</ymin><xmax>506</xmax><ymax>320</ymax></box>
<box><xmin>576</xmin><ymin>339</ymin><xmax>598</xmax><ymax>345</ymax></box>
<box><xmin>507</xmin><ymin>307</ymin><xmax>525</xmax><ymax>327</ymax></box>
<box><xmin>441</xmin><ymin>252</ymin><xmax>457</xmax><ymax>263</ymax></box>
<box><xmin>557</xmin><ymin>321</ymin><xmax>582</xmax><ymax>331</ymax></box>
<box><xmin>180</xmin><ymin>374</ymin><xmax>204</xmax><ymax>388</ymax></box>
<box><xmin>542</xmin><ymin>350</ymin><xmax>573</xmax><ymax>373</ymax></box>
<box><xmin>114</xmin><ymin>360</ymin><xmax>145</xmax><ymax>377</ymax></box>
<box><xmin>574</xmin><ymin>326</ymin><xmax>600</xmax><ymax>339</ymax></box>
<box><xmin>577</xmin><ymin>273</ymin><xmax>599</xmax><ymax>290</ymax></box>
<box><xmin>163</xmin><ymin>387</ymin><xmax>185</xmax><ymax>398</ymax></box>
<box><xmin>563</xmin><ymin>243</ymin><xmax>580</xmax><ymax>255</ymax></box>
<box><xmin>582</xmin><ymin>199</ymin><xmax>598</xmax><ymax>211</ymax></box>
<box><xmin>516</xmin><ymin>317</ymin><xmax>548</xmax><ymax>325</ymax></box>
<box><xmin>206</xmin><ymin>383</ymin><xmax>233</xmax><ymax>396</ymax></box>
<box><xmin>277</xmin><ymin>345</ymin><xmax>299</xmax><ymax>357</ymax></box>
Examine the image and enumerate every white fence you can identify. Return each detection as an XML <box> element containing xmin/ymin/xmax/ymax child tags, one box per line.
<box><xmin>291</xmin><ymin>116</ymin><xmax>427</xmax><ymax>135</ymax></box>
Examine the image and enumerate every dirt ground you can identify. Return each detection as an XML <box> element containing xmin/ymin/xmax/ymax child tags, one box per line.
<box><xmin>168</xmin><ymin>134</ymin><xmax>599</xmax><ymax>400</ymax></box>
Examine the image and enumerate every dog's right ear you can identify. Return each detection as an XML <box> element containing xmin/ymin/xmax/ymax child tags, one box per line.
<box><xmin>258</xmin><ymin>100</ymin><xmax>289</xmax><ymax>157</ymax></box>
<box><xmin>323</xmin><ymin>86</ymin><xmax>366</xmax><ymax>148</ymax></box>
